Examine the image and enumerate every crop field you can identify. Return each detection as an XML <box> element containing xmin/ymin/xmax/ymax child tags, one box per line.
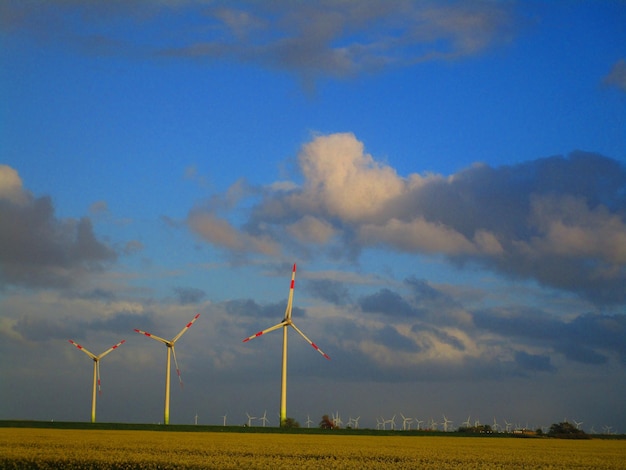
<box><xmin>1</xmin><ymin>427</ymin><xmax>625</xmax><ymax>469</ymax></box>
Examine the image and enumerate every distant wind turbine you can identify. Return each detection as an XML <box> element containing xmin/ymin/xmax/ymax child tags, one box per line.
<box><xmin>442</xmin><ymin>415</ymin><xmax>453</xmax><ymax>432</ymax></box>
<box><xmin>332</xmin><ymin>411</ymin><xmax>343</xmax><ymax>428</ymax></box>
<box><xmin>306</xmin><ymin>415</ymin><xmax>313</xmax><ymax>428</ymax></box>
<box><xmin>492</xmin><ymin>417</ymin><xmax>499</xmax><ymax>432</ymax></box>
<box><xmin>135</xmin><ymin>313</ymin><xmax>200</xmax><ymax>425</ymax></box>
<box><xmin>246</xmin><ymin>412</ymin><xmax>256</xmax><ymax>427</ymax></box>
<box><xmin>260</xmin><ymin>410</ymin><xmax>270</xmax><ymax>427</ymax></box>
<box><xmin>401</xmin><ymin>413</ymin><xmax>412</xmax><ymax>431</ymax></box>
<box><xmin>68</xmin><ymin>339</ymin><xmax>125</xmax><ymax>423</ymax></box>
<box><xmin>385</xmin><ymin>414</ymin><xmax>397</xmax><ymax>430</ymax></box>
<box><xmin>242</xmin><ymin>264</ymin><xmax>330</xmax><ymax>426</ymax></box>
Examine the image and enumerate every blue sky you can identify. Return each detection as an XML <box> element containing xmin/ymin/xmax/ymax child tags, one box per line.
<box><xmin>1</xmin><ymin>1</ymin><xmax>625</xmax><ymax>432</ymax></box>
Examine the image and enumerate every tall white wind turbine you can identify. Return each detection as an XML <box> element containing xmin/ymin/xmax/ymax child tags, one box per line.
<box><xmin>242</xmin><ymin>263</ymin><xmax>330</xmax><ymax>426</ymax></box>
<box><xmin>68</xmin><ymin>339</ymin><xmax>125</xmax><ymax>423</ymax></box>
<box><xmin>135</xmin><ymin>313</ymin><xmax>200</xmax><ymax>425</ymax></box>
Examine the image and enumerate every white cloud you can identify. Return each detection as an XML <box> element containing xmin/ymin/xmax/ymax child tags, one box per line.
<box><xmin>0</xmin><ymin>164</ymin><xmax>29</xmax><ymax>206</ymax></box>
<box><xmin>294</xmin><ymin>132</ymin><xmax>406</xmax><ymax>222</ymax></box>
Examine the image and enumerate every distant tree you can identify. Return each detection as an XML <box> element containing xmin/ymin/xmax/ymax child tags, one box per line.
<box><xmin>548</xmin><ymin>422</ymin><xmax>589</xmax><ymax>439</ymax></box>
<box><xmin>282</xmin><ymin>417</ymin><xmax>300</xmax><ymax>428</ymax></box>
<box><xmin>457</xmin><ymin>424</ymin><xmax>492</xmax><ymax>434</ymax></box>
<box><xmin>319</xmin><ymin>414</ymin><xmax>335</xmax><ymax>429</ymax></box>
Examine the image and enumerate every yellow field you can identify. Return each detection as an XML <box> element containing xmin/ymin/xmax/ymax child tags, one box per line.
<box><xmin>1</xmin><ymin>428</ymin><xmax>625</xmax><ymax>469</ymax></box>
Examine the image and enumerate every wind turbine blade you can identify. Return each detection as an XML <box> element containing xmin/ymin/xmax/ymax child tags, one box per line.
<box><xmin>172</xmin><ymin>313</ymin><xmax>201</xmax><ymax>343</ymax></box>
<box><xmin>284</xmin><ymin>263</ymin><xmax>296</xmax><ymax>321</ymax></box>
<box><xmin>134</xmin><ymin>329</ymin><xmax>169</xmax><ymax>345</ymax></box>
<box><xmin>289</xmin><ymin>322</ymin><xmax>331</xmax><ymax>360</ymax></box>
<box><xmin>68</xmin><ymin>340</ymin><xmax>97</xmax><ymax>360</ymax></box>
<box><xmin>171</xmin><ymin>346</ymin><xmax>184</xmax><ymax>389</ymax></box>
<box><xmin>97</xmin><ymin>339</ymin><xmax>126</xmax><ymax>359</ymax></box>
<box><xmin>242</xmin><ymin>321</ymin><xmax>288</xmax><ymax>342</ymax></box>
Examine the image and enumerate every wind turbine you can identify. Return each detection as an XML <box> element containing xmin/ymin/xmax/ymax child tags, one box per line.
<box><xmin>462</xmin><ymin>415</ymin><xmax>472</xmax><ymax>428</ymax></box>
<box><xmin>68</xmin><ymin>339</ymin><xmax>125</xmax><ymax>423</ymax></box>
<box><xmin>353</xmin><ymin>416</ymin><xmax>360</xmax><ymax>429</ymax></box>
<box><xmin>385</xmin><ymin>414</ymin><xmax>397</xmax><ymax>430</ymax></box>
<box><xmin>134</xmin><ymin>313</ymin><xmax>200</xmax><ymax>425</ymax></box>
<box><xmin>260</xmin><ymin>410</ymin><xmax>270</xmax><ymax>427</ymax></box>
<box><xmin>333</xmin><ymin>411</ymin><xmax>343</xmax><ymax>428</ymax></box>
<box><xmin>246</xmin><ymin>412</ymin><xmax>256</xmax><ymax>427</ymax></box>
<box><xmin>442</xmin><ymin>415</ymin><xmax>453</xmax><ymax>432</ymax></box>
<box><xmin>429</xmin><ymin>418</ymin><xmax>438</xmax><ymax>430</ymax></box>
<box><xmin>222</xmin><ymin>414</ymin><xmax>227</xmax><ymax>426</ymax></box>
<box><xmin>573</xmin><ymin>420</ymin><xmax>583</xmax><ymax>430</ymax></box>
<box><xmin>492</xmin><ymin>417</ymin><xmax>500</xmax><ymax>432</ymax></box>
<box><xmin>400</xmin><ymin>413</ymin><xmax>412</xmax><ymax>430</ymax></box>
<box><xmin>376</xmin><ymin>417</ymin><xmax>384</xmax><ymax>430</ymax></box>
<box><xmin>305</xmin><ymin>415</ymin><xmax>313</xmax><ymax>428</ymax></box>
<box><xmin>242</xmin><ymin>263</ymin><xmax>330</xmax><ymax>426</ymax></box>
<box><xmin>415</xmin><ymin>419</ymin><xmax>424</xmax><ymax>430</ymax></box>
<box><xmin>504</xmin><ymin>419</ymin><xmax>512</xmax><ymax>432</ymax></box>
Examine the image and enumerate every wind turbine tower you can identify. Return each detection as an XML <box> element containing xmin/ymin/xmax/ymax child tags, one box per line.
<box><xmin>68</xmin><ymin>339</ymin><xmax>125</xmax><ymax>423</ymax></box>
<box><xmin>134</xmin><ymin>313</ymin><xmax>200</xmax><ymax>425</ymax></box>
<box><xmin>243</xmin><ymin>264</ymin><xmax>330</xmax><ymax>426</ymax></box>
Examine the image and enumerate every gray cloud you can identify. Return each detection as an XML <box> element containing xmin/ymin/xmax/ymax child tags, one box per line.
<box><xmin>373</xmin><ymin>325</ymin><xmax>421</xmax><ymax>353</ymax></box>
<box><xmin>173</xmin><ymin>287</ymin><xmax>206</xmax><ymax>305</ymax></box>
<box><xmin>473</xmin><ymin>308</ymin><xmax>626</xmax><ymax>366</ymax></box>
<box><xmin>604</xmin><ymin>58</ymin><xmax>626</xmax><ymax>92</ymax></box>
<box><xmin>514</xmin><ymin>350</ymin><xmax>555</xmax><ymax>374</ymax></box>
<box><xmin>0</xmin><ymin>166</ymin><xmax>117</xmax><ymax>289</ymax></box>
<box><xmin>1</xmin><ymin>0</ymin><xmax>516</xmax><ymax>86</ymax></box>
<box><xmin>358</xmin><ymin>288</ymin><xmax>417</xmax><ymax>317</ymax></box>
<box><xmin>304</xmin><ymin>279</ymin><xmax>351</xmax><ymax>305</ymax></box>
<box><xmin>224</xmin><ymin>298</ymin><xmax>305</xmax><ymax>321</ymax></box>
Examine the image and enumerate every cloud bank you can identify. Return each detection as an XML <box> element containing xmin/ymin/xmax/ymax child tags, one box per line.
<box><xmin>188</xmin><ymin>133</ymin><xmax>626</xmax><ymax>306</ymax></box>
